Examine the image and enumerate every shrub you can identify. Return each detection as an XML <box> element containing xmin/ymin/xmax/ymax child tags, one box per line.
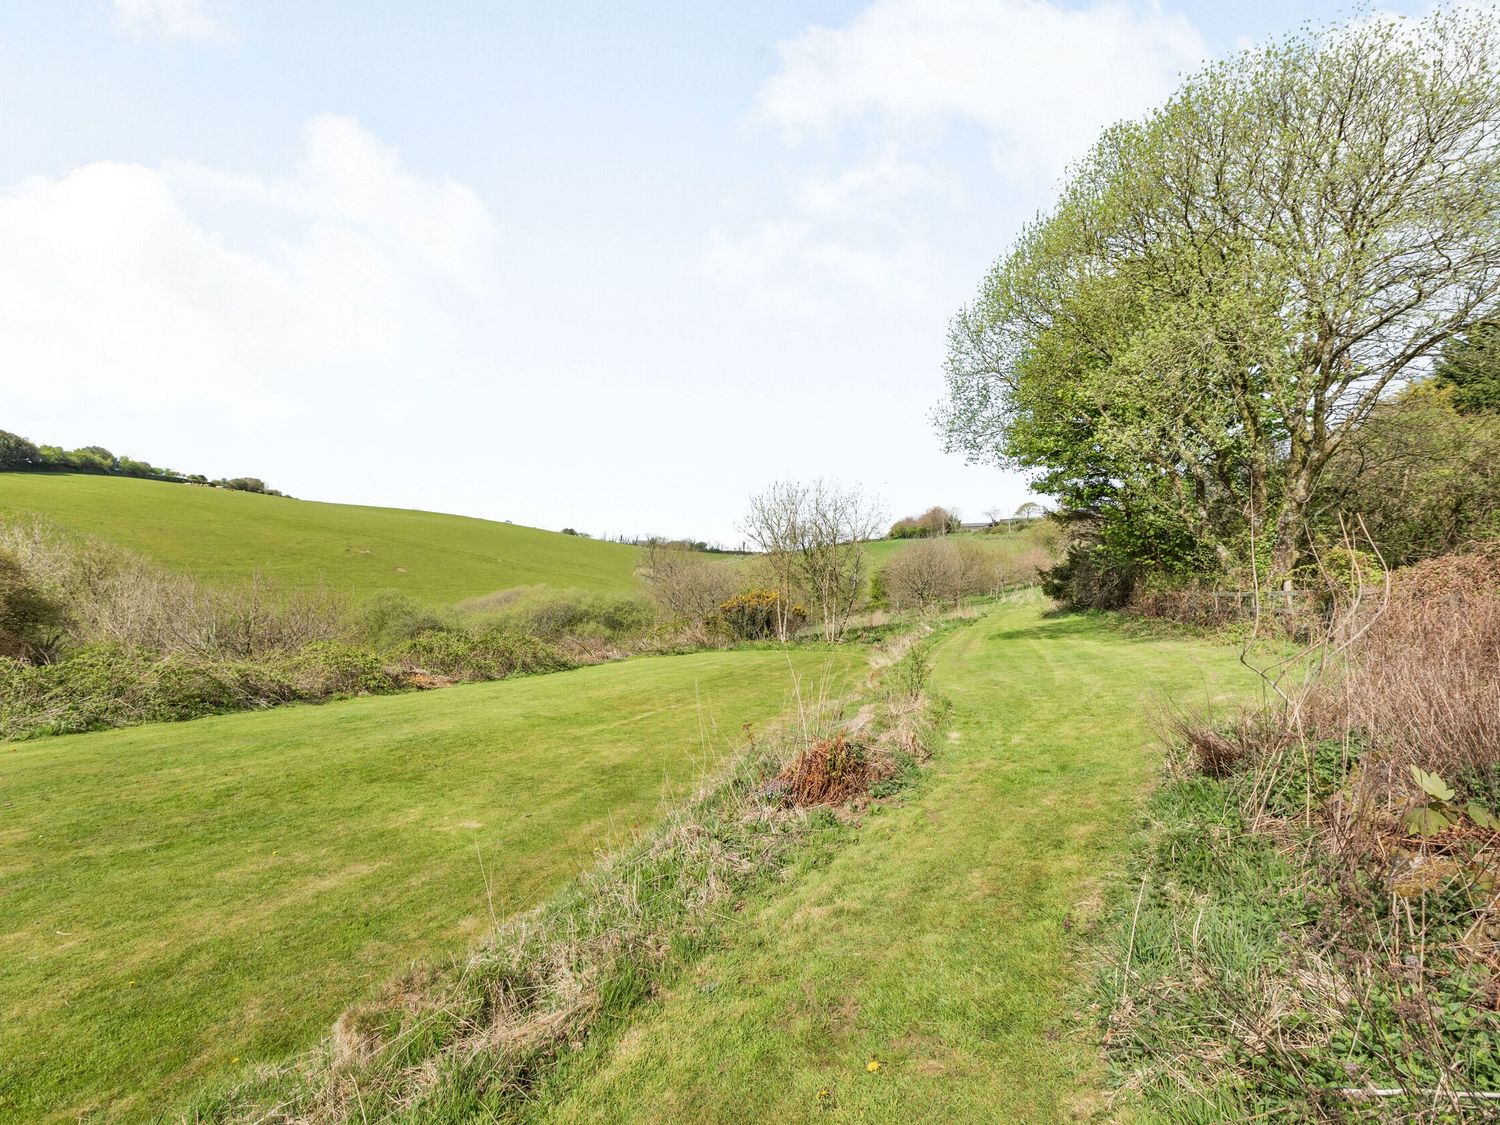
<box><xmin>457</xmin><ymin>586</ymin><xmax>656</xmax><ymax>643</ymax></box>
<box><xmin>358</xmin><ymin>591</ymin><xmax>448</xmax><ymax>648</ymax></box>
<box><xmin>713</xmin><ymin>589</ymin><xmax>806</xmax><ymax>640</ymax></box>
<box><xmin>0</xmin><ymin>647</ymin><xmax>228</xmax><ymax>738</ymax></box>
<box><xmin>390</xmin><ymin>629</ymin><xmax>571</xmax><ymax>682</ymax></box>
<box><xmin>882</xmin><ymin>540</ymin><xmax>964</xmax><ymax>609</ymax></box>
<box><xmin>281</xmin><ymin>642</ymin><xmax>396</xmax><ymax>697</ymax></box>
<box><xmin>219</xmin><ymin>477</ymin><xmax>280</xmax><ymax>495</ymax></box>
<box><xmin>0</xmin><ymin>548</ymin><xmax>66</xmax><ymax>660</ymax></box>
<box><xmin>637</xmin><ymin>541</ymin><xmax>740</xmax><ymax>626</ymax></box>
<box><xmin>1303</xmin><ymin>541</ymin><xmax>1500</xmax><ymax>808</ymax></box>
<box><xmin>1041</xmin><ymin>542</ymin><xmax>1135</xmax><ymax>609</ymax></box>
<box><xmin>0</xmin><ymin>640</ymin><xmax>404</xmax><ymax>741</ymax></box>
<box><xmin>775</xmin><ymin>732</ymin><xmax>870</xmax><ymax>805</ymax></box>
<box><xmin>0</xmin><ymin>520</ymin><xmax>351</xmax><ymax>660</ymax></box>
<box><xmin>1110</xmin><ymin>550</ymin><xmax>1500</xmax><ymax>1117</ymax></box>
<box><xmin>888</xmin><ymin>506</ymin><xmax>960</xmax><ymax>539</ymax></box>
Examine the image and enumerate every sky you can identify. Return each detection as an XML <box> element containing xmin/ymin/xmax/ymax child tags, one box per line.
<box><xmin>0</xmin><ymin>0</ymin><xmax>1445</xmax><ymax>545</ymax></box>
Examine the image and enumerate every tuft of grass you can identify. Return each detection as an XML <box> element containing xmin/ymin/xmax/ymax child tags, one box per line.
<box><xmin>0</xmin><ymin>648</ymin><xmax>859</xmax><ymax>1122</ymax></box>
<box><xmin>0</xmin><ymin>473</ymin><xmax>642</xmax><ymax>604</ymax></box>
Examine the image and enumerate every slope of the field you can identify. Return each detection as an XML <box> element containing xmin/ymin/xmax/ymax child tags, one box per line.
<box><xmin>0</xmin><ymin>473</ymin><xmax>641</xmax><ymax>603</ymax></box>
<box><xmin>0</xmin><ymin>648</ymin><xmax>861</xmax><ymax>1123</ymax></box>
<box><xmin>531</xmin><ymin>600</ymin><xmax>1255</xmax><ymax>1123</ymax></box>
<box><xmin>863</xmin><ymin>529</ymin><xmax>1042</xmax><ymax>569</ymax></box>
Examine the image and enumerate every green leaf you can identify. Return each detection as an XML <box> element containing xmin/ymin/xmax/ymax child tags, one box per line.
<box><xmin>1404</xmin><ymin>805</ymin><xmax>1453</xmax><ymax>837</ymax></box>
<box><xmin>1410</xmin><ymin>765</ymin><xmax>1455</xmax><ymax>801</ymax></box>
<box><xmin>1465</xmin><ymin>803</ymin><xmax>1500</xmax><ymax>831</ymax></box>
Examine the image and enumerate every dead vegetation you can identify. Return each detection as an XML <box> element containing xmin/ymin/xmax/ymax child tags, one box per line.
<box><xmin>1104</xmin><ymin>542</ymin><xmax>1500</xmax><ymax>1121</ymax></box>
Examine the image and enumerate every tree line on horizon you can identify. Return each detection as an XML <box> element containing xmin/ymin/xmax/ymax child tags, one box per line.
<box><xmin>0</xmin><ymin>428</ymin><xmax>284</xmax><ymax>496</ymax></box>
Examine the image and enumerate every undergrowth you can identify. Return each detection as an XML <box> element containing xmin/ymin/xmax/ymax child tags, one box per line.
<box><xmin>1097</xmin><ymin>545</ymin><xmax>1500</xmax><ymax>1122</ymax></box>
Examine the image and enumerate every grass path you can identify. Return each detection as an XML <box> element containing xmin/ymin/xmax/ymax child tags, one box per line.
<box><xmin>533</xmin><ymin>599</ymin><xmax>1255</xmax><ymax>1123</ymax></box>
<box><xmin>0</xmin><ymin>649</ymin><xmax>859</xmax><ymax>1122</ymax></box>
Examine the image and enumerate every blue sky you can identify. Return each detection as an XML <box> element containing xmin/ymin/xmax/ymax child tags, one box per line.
<box><xmin>0</xmin><ymin>0</ymin><xmax>1441</xmax><ymax>543</ymax></box>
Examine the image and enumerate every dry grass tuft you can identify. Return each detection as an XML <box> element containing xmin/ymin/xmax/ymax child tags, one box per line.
<box><xmin>1109</xmin><ymin>543</ymin><xmax>1500</xmax><ymax>1119</ymax></box>
<box><xmin>1308</xmin><ymin>541</ymin><xmax>1500</xmax><ymax>815</ymax></box>
<box><xmin>776</xmin><ymin>732</ymin><xmax>872</xmax><ymax>806</ymax></box>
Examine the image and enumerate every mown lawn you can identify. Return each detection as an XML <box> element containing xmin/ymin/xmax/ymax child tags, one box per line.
<box><xmin>0</xmin><ymin>473</ymin><xmax>641</xmax><ymax>602</ymax></box>
<box><xmin>530</xmin><ymin>599</ymin><xmax>1255</xmax><ymax>1123</ymax></box>
<box><xmin>0</xmin><ymin>648</ymin><xmax>860</xmax><ymax>1122</ymax></box>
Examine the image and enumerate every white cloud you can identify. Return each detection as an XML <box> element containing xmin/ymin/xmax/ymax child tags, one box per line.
<box><xmin>792</xmin><ymin>149</ymin><xmax>962</xmax><ymax>219</ymax></box>
<box><xmin>0</xmin><ymin>115</ymin><xmax>499</xmax><ymax>426</ymax></box>
<box><xmin>111</xmin><ymin>0</ymin><xmax>235</xmax><ymax>44</ymax></box>
<box><xmin>701</xmin><ymin>1</ymin><xmax>1207</xmax><ymax>313</ymax></box>
<box><xmin>757</xmin><ymin>0</ymin><xmax>1207</xmax><ymax>178</ymax></box>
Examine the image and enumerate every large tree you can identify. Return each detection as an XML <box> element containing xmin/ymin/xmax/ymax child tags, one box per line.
<box><xmin>941</xmin><ymin>10</ymin><xmax>1500</xmax><ymax>581</ymax></box>
<box><xmin>0</xmin><ymin>430</ymin><xmax>40</xmax><ymax>470</ymax></box>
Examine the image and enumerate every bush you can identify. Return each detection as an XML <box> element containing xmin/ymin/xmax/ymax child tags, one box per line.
<box><xmin>1108</xmin><ymin>550</ymin><xmax>1500</xmax><ymax>1117</ymax></box>
<box><xmin>882</xmin><ymin>540</ymin><xmax>965</xmax><ymax>608</ymax></box>
<box><xmin>0</xmin><ymin>640</ymin><xmax>402</xmax><ymax>741</ymax></box>
<box><xmin>358</xmin><ymin>591</ymin><xmax>448</xmax><ymax>648</ymax></box>
<box><xmin>637</xmin><ymin>541</ymin><xmax>740</xmax><ymax>626</ymax></box>
<box><xmin>456</xmin><ymin>586</ymin><xmax>656</xmax><ymax>643</ymax></box>
<box><xmin>880</xmin><ymin>539</ymin><xmax>1041</xmax><ymax>610</ymax></box>
<box><xmin>390</xmin><ymin>629</ymin><xmax>571</xmax><ymax>682</ymax></box>
<box><xmin>1305</xmin><ymin>542</ymin><xmax>1500</xmax><ymax>805</ymax></box>
<box><xmin>0</xmin><ymin>520</ymin><xmax>350</xmax><ymax>660</ymax></box>
<box><xmin>888</xmin><ymin>506</ymin><xmax>960</xmax><ymax>539</ymax></box>
<box><xmin>713</xmin><ymin>589</ymin><xmax>806</xmax><ymax>640</ymax></box>
<box><xmin>0</xmin><ymin>548</ymin><xmax>66</xmax><ymax>660</ymax></box>
<box><xmin>219</xmin><ymin>477</ymin><xmax>280</xmax><ymax>495</ymax></box>
<box><xmin>281</xmin><ymin>642</ymin><xmax>396</xmax><ymax>697</ymax></box>
<box><xmin>1041</xmin><ymin>542</ymin><xmax>1135</xmax><ymax>609</ymax></box>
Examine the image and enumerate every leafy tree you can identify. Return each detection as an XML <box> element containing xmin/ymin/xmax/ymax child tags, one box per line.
<box><xmin>889</xmin><ymin>506</ymin><xmax>959</xmax><ymax>538</ymax></box>
<box><xmin>0</xmin><ymin>430</ymin><xmax>40</xmax><ymax>469</ymax></box>
<box><xmin>219</xmin><ymin>477</ymin><xmax>281</xmax><ymax>495</ymax></box>
<box><xmin>68</xmin><ymin>446</ymin><xmax>117</xmax><ymax>473</ymax></box>
<box><xmin>941</xmin><ymin>10</ymin><xmax>1500</xmax><ymax>582</ymax></box>
<box><xmin>1318</xmin><ymin>384</ymin><xmax>1500</xmax><ymax>566</ymax></box>
<box><xmin>1433</xmin><ymin>321</ymin><xmax>1500</xmax><ymax>414</ymax></box>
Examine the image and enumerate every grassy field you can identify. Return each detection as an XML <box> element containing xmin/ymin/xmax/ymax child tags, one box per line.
<box><xmin>0</xmin><ymin>473</ymin><xmax>641</xmax><ymax>603</ymax></box>
<box><xmin>862</xmin><ymin>528</ymin><xmax>1046</xmax><ymax>570</ymax></box>
<box><xmin>0</xmin><ymin>648</ymin><xmax>860</xmax><ymax>1122</ymax></box>
<box><xmin>528</xmin><ymin>600</ymin><xmax>1255</xmax><ymax>1123</ymax></box>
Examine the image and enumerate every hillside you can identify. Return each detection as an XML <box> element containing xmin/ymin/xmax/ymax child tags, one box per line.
<box><xmin>0</xmin><ymin>648</ymin><xmax>861</xmax><ymax>1122</ymax></box>
<box><xmin>0</xmin><ymin>474</ymin><xmax>641</xmax><ymax>604</ymax></box>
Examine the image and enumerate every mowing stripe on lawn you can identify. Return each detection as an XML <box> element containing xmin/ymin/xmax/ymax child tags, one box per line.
<box><xmin>0</xmin><ymin>648</ymin><xmax>860</xmax><ymax>1122</ymax></box>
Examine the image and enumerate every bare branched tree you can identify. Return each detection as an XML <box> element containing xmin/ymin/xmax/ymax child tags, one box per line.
<box><xmin>636</xmin><ymin>538</ymin><xmax>739</xmax><ymax>628</ymax></box>
<box><xmin>741</xmin><ymin>481</ymin><xmax>883</xmax><ymax>642</ymax></box>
